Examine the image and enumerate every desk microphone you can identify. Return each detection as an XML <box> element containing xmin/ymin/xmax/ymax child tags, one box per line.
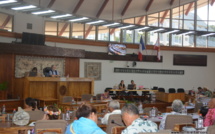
<box><xmin>111</xmin><ymin>120</ymin><xmax>122</xmax><ymax>126</ymax></box>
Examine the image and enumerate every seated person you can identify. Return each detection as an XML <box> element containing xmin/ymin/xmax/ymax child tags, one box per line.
<box><xmin>197</xmin><ymin>87</ymin><xmax>204</xmax><ymax>95</ymax></box>
<box><xmin>24</xmin><ymin>97</ymin><xmax>37</xmax><ymax>111</ymax></box>
<box><xmin>203</xmin><ymin>98</ymin><xmax>215</xmax><ymax>127</ymax></box>
<box><xmin>118</xmin><ymin>80</ymin><xmax>126</xmax><ymax>96</ymax></box>
<box><xmin>101</xmin><ymin>88</ymin><xmax>112</xmax><ymax>100</ymax></box>
<box><xmin>127</xmin><ymin>80</ymin><xmax>138</xmax><ymax>96</ymax></box>
<box><xmin>203</xmin><ymin>87</ymin><xmax>213</xmax><ymax>98</ymax></box>
<box><xmin>121</xmin><ymin>103</ymin><xmax>157</xmax><ymax>134</ymax></box>
<box><xmin>25</xmin><ymin>67</ymin><xmax>42</xmax><ymax>77</ymax></box>
<box><xmin>42</xmin><ymin>105</ymin><xmax>61</xmax><ymax>120</ymax></box>
<box><xmin>65</xmin><ymin>104</ymin><xmax>106</xmax><ymax>134</ymax></box>
<box><xmin>49</xmin><ymin>65</ymin><xmax>60</xmax><ymax>77</ymax></box>
<box><xmin>101</xmin><ymin>100</ymin><xmax>121</xmax><ymax>124</ymax></box>
<box><xmin>159</xmin><ymin>99</ymin><xmax>184</xmax><ymax>130</ymax></box>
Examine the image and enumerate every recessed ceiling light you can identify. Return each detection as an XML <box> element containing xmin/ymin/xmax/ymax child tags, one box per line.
<box><xmin>0</xmin><ymin>0</ymin><xmax>17</xmax><ymax>5</ymax></box>
<box><xmin>118</xmin><ymin>25</ymin><xmax>135</xmax><ymax>29</ymax></box>
<box><xmin>150</xmin><ymin>28</ymin><xmax>164</xmax><ymax>33</ymax></box>
<box><xmin>87</xmin><ymin>20</ymin><xmax>104</xmax><ymax>25</ymax></box>
<box><xmin>12</xmin><ymin>5</ymin><xmax>36</xmax><ymax>10</ymax></box>
<box><xmin>202</xmin><ymin>33</ymin><xmax>215</xmax><ymax>37</ymax></box>
<box><xmin>69</xmin><ymin>17</ymin><xmax>88</xmax><ymax>22</ymax></box>
<box><xmin>165</xmin><ymin>30</ymin><xmax>179</xmax><ymax>34</ymax></box>
<box><xmin>103</xmin><ymin>23</ymin><xmax>119</xmax><ymax>27</ymax></box>
<box><xmin>178</xmin><ymin>31</ymin><xmax>194</xmax><ymax>36</ymax></box>
<box><xmin>51</xmin><ymin>14</ymin><xmax>72</xmax><ymax>19</ymax></box>
<box><xmin>32</xmin><ymin>10</ymin><xmax>55</xmax><ymax>15</ymax></box>
<box><xmin>135</xmin><ymin>26</ymin><xmax>150</xmax><ymax>31</ymax></box>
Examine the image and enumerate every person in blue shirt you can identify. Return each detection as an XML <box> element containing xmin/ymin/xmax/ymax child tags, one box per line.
<box><xmin>65</xmin><ymin>104</ymin><xmax>106</xmax><ymax>134</ymax></box>
<box><xmin>49</xmin><ymin>65</ymin><xmax>60</xmax><ymax>77</ymax></box>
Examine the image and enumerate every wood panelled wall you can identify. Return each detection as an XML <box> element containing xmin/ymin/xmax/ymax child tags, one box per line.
<box><xmin>0</xmin><ymin>54</ymin><xmax>15</xmax><ymax>95</ymax></box>
<box><xmin>0</xmin><ymin>54</ymin><xmax>80</xmax><ymax>99</ymax></box>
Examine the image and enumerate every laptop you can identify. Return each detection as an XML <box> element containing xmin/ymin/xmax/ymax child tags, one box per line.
<box><xmin>127</xmin><ymin>84</ymin><xmax>135</xmax><ymax>89</ymax></box>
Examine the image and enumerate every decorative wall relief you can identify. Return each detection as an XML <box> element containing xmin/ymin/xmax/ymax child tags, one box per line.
<box><xmin>84</xmin><ymin>62</ymin><xmax>101</xmax><ymax>80</ymax></box>
<box><xmin>15</xmin><ymin>55</ymin><xmax>65</xmax><ymax>78</ymax></box>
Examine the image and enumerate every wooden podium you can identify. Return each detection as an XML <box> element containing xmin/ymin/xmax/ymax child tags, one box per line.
<box><xmin>22</xmin><ymin>77</ymin><xmax>94</xmax><ymax>102</ymax></box>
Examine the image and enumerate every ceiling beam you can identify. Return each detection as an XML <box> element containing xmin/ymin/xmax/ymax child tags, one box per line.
<box><xmin>47</xmin><ymin>0</ymin><xmax>56</xmax><ymax>8</ymax></box>
<box><xmin>160</xmin><ymin>10</ymin><xmax>169</xmax><ymax>24</ymax></box>
<box><xmin>185</xmin><ymin>2</ymin><xmax>194</xmax><ymax>16</ymax></box>
<box><xmin>110</xmin><ymin>28</ymin><xmax>116</xmax><ymax>35</ymax></box>
<box><xmin>145</xmin><ymin>0</ymin><xmax>154</xmax><ymax>12</ymax></box>
<box><xmin>137</xmin><ymin>16</ymin><xmax>145</xmax><ymax>24</ymax></box>
<box><xmin>169</xmin><ymin>0</ymin><xmax>175</xmax><ymax>5</ymax></box>
<box><xmin>73</xmin><ymin>0</ymin><xmax>85</xmax><ymax>14</ymax></box>
<box><xmin>85</xmin><ymin>25</ymin><xmax>93</xmax><ymax>38</ymax></box>
<box><xmin>211</xmin><ymin>0</ymin><xmax>215</xmax><ymax>6</ymax></box>
<box><xmin>96</xmin><ymin>0</ymin><xmax>109</xmax><ymax>18</ymax></box>
<box><xmin>0</xmin><ymin>16</ymin><xmax>11</xmax><ymax>29</ymax></box>
<box><xmin>58</xmin><ymin>23</ymin><xmax>69</xmax><ymax>36</ymax></box>
<box><xmin>121</xmin><ymin>0</ymin><xmax>132</xmax><ymax>16</ymax></box>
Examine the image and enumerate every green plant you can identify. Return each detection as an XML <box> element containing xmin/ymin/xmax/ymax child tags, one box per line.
<box><xmin>0</xmin><ymin>82</ymin><xmax>8</xmax><ymax>91</ymax></box>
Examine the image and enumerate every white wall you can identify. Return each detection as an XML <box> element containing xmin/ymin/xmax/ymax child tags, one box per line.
<box><xmin>0</xmin><ymin>6</ymin><xmax>215</xmax><ymax>95</ymax></box>
<box><xmin>45</xmin><ymin>42</ymin><xmax>215</xmax><ymax>95</ymax></box>
<box><xmin>0</xmin><ymin>8</ymin><xmax>44</xmax><ymax>34</ymax></box>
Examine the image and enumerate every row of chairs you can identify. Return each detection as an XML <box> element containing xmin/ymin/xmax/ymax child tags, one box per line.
<box><xmin>158</xmin><ymin>88</ymin><xmax>185</xmax><ymax>93</ymax></box>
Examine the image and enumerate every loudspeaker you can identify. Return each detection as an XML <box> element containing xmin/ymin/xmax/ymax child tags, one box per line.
<box><xmin>22</xmin><ymin>32</ymin><xmax>45</xmax><ymax>45</ymax></box>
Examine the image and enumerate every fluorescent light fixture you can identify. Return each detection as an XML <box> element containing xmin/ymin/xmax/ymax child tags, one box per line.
<box><xmin>103</xmin><ymin>23</ymin><xmax>119</xmax><ymax>27</ymax></box>
<box><xmin>51</xmin><ymin>14</ymin><xmax>72</xmax><ymax>19</ymax></box>
<box><xmin>11</xmin><ymin>5</ymin><xmax>36</xmax><ymax>10</ymax></box>
<box><xmin>87</xmin><ymin>20</ymin><xmax>104</xmax><ymax>25</ymax></box>
<box><xmin>69</xmin><ymin>17</ymin><xmax>88</xmax><ymax>22</ymax></box>
<box><xmin>178</xmin><ymin>31</ymin><xmax>194</xmax><ymax>36</ymax></box>
<box><xmin>165</xmin><ymin>30</ymin><xmax>179</xmax><ymax>34</ymax></box>
<box><xmin>32</xmin><ymin>10</ymin><xmax>55</xmax><ymax>15</ymax></box>
<box><xmin>202</xmin><ymin>33</ymin><xmax>215</xmax><ymax>37</ymax></box>
<box><xmin>150</xmin><ymin>28</ymin><xmax>164</xmax><ymax>33</ymax></box>
<box><xmin>135</xmin><ymin>26</ymin><xmax>150</xmax><ymax>31</ymax></box>
<box><xmin>118</xmin><ymin>25</ymin><xmax>135</xmax><ymax>29</ymax></box>
<box><xmin>0</xmin><ymin>0</ymin><xmax>17</xmax><ymax>5</ymax></box>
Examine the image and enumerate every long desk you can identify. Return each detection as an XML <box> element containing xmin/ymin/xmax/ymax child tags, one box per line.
<box><xmin>15</xmin><ymin>77</ymin><xmax>94</xmax><ymax>102</ymax></box>
<box><xmin>58</xmin><ymin>100</ymin><xmax>126</xmax><ymax>113</ymax></box>
<box><xmin>110</xmin><ymin>89</ymin><xmax>158</xmax><ymax>92</ymax></box>
<box><xmin>156</xmin><ymin>92</ymin><xmax>185</xmax><ymax>103</ymax></box>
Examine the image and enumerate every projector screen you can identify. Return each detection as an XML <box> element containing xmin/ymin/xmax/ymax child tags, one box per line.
<box><xmin>108</xmin><ymin>44</ymin><xmax>126</xmax><ymax>55</ymax></box>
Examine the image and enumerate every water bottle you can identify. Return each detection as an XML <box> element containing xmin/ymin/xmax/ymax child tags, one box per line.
<box><xmin>2</xmin><ymin>104</ymin><xmax>6</xmax><ymax>114</ymax></box>
<box><xmin>138</xmin><ymin>102</ymin><xmax>143</xmax><ymax>114</ymax></box>
<box><xmin>197</xmin><ymin>114</ymin><xmax>203</xmax><ymax>128</ymax></box>
<box><xmin>65</xmin><ymin>108</ymin><xmax>70</xmax><ymax>120</ymax></box>
<box><xmin>150</xmin><ymin>107</ymin><xmax>156</xmax><ymax>117</ymax></box>
<box><xmin>182</xmin><ymin>107</ymin><xmax>187</xmax><ymax>115</ymax></box>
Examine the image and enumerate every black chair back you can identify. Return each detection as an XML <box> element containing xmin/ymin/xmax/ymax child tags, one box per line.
<box><xmin>168</xmin><ymin>88</ymin><xmax>176</xmax><ymax>93</ymax></box>
<box><xmin>177</xmin><ymin>88</ymin><xmax>185</xmax><ymax>93</ymax></box>
<box><xmin>158</xmin><ymin>88</ymin><xmax>165</xmax><ymax>92</ymax></box>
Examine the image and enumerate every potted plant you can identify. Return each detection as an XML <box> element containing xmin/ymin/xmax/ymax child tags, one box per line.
<box><xmin>0</xmin><ymin>82</ymin><xmax>8</xmax><ymax>100</ymax></box>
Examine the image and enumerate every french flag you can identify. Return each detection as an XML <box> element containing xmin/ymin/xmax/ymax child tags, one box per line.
<box><xmin>138</xmin><ymin>36</ymin><xmax>146</xmax><ymax>61</ymax></box>
<box><xmin>154</xmin><ymin>37</ymin><xmax>160</xmax><ymax>61</ymax></box>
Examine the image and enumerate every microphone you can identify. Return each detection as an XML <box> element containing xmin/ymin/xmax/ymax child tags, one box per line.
<box><xmin>111</xmin><ymin>120</ymin><xmax>122</xmax><ymax>126</ymax></box>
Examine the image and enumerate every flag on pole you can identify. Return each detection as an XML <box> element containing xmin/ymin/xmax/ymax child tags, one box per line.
<box><xmin>154</xmin><ymin>37</ymin><xmax>160</xmax><ymax>61</ymax></box>
<box><xmin>138</xmin><ymin>36</ymin><xmax>146</xmax><ymax>61</ymax></box>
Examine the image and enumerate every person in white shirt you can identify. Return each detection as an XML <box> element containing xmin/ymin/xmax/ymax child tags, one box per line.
<box><xmin>121</xmin><ymin>103</ymin><xmax>157</xmax><ymax>134</ymax></box>
<box><xmin>159</xmin><ymin>99</ymin><xmax>184</xmax><ymax>130</ymax></box>
<box><xmin>101</xmin><ymin>100</ymin><xmax>121</xmax><ymax>124</ymax></box>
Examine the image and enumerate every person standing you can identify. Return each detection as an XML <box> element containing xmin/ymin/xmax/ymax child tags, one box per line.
<box><xmin>118</xmin><ymin>80</ymin><xmax>126</xmax><ymax>95</ymax></box>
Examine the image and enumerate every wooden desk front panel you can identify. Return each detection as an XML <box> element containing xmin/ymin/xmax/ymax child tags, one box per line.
<box><xmin>29</xmin><ymin>82</ymin><xmax>57</xmax><ymax>99</ymax></box>
<box><xmin>68</xmin><ymin>82</ymin><xmax>92</xmax><ymax>97</ymax></box>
